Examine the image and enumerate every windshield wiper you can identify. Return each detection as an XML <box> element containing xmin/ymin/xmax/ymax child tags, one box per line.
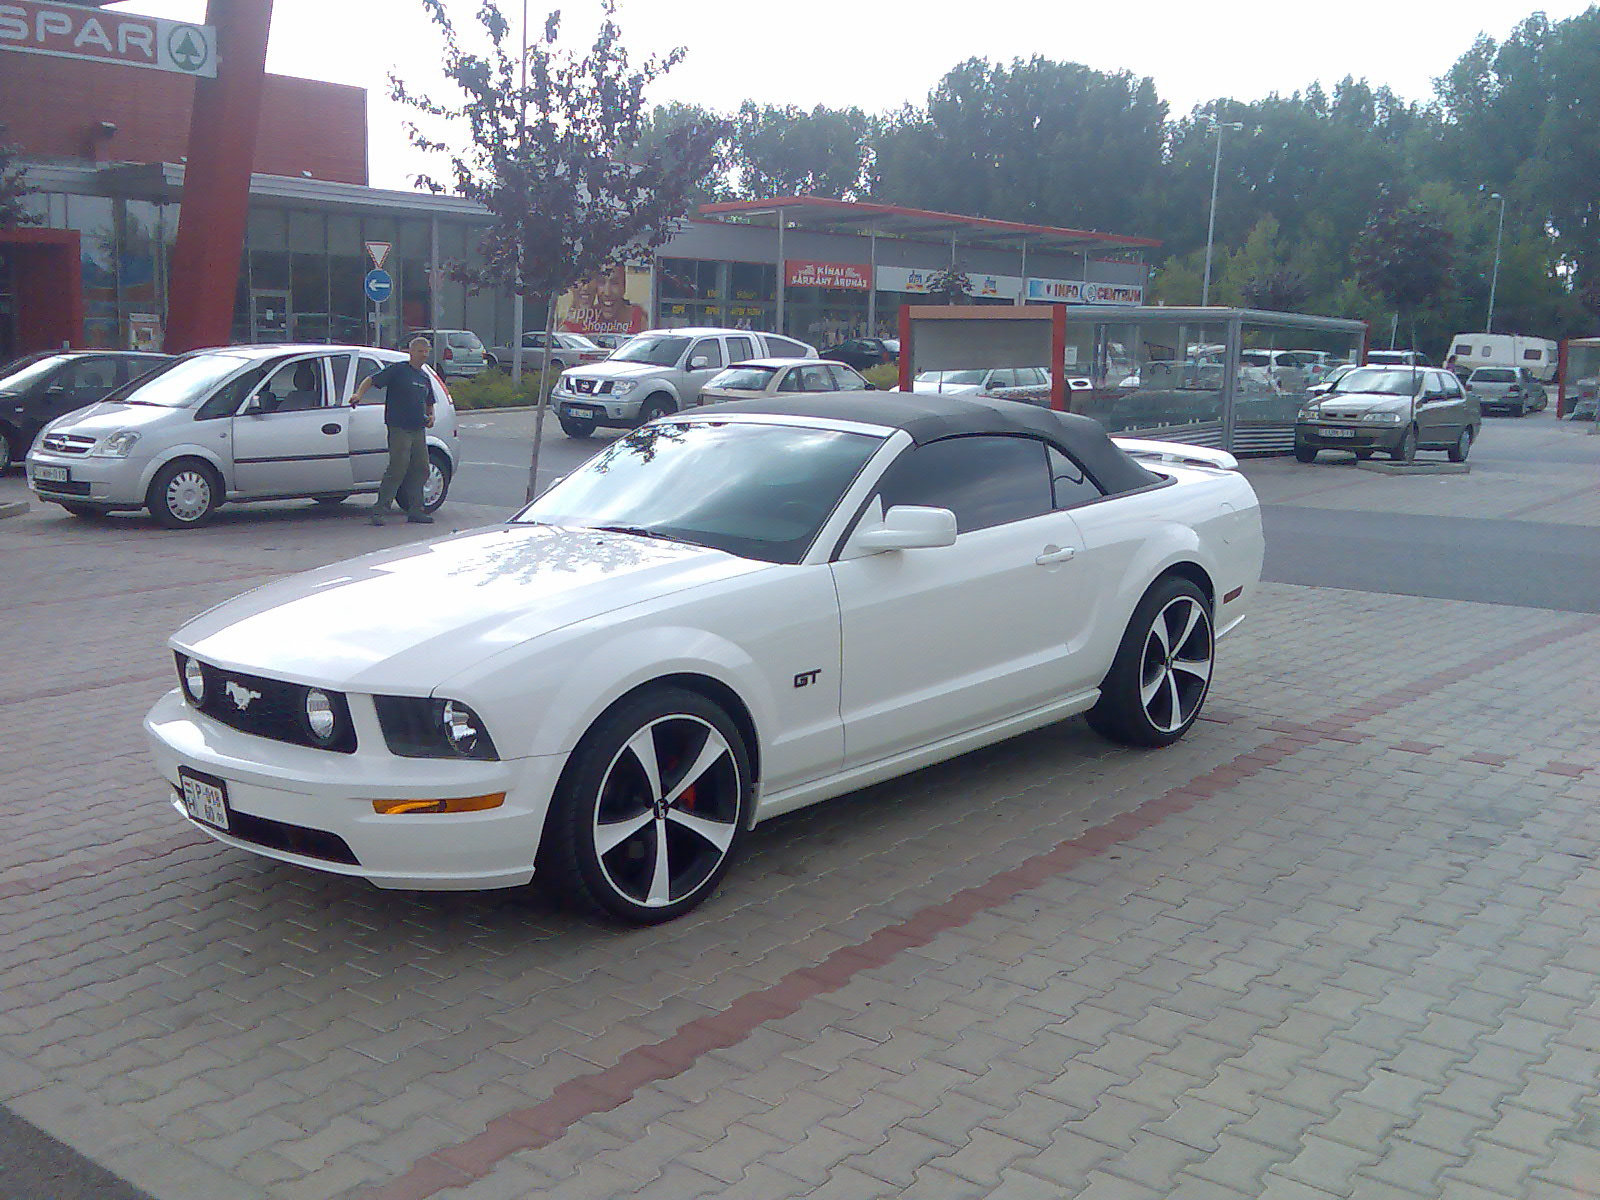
<box><xmin>589</xmin><ymin>524</ymin><xmax>683</xmax><ymax>544</ymax></box>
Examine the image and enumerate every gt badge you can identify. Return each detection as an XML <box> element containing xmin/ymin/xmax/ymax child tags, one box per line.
<box><xmin>793</xmin><ymin>669</ymin><xmax>821</xmax><ymax>689</ymax></box>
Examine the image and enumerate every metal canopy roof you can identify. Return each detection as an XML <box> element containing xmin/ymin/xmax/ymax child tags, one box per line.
<box><xmin>697</xmin><ymin>196</ymin><xmax>1160</xmax><ymax>254</ymax></box>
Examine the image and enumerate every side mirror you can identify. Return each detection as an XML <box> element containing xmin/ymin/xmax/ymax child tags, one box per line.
<box><xmin>689</xmin><ymin>356</ymin><xmax>711</xmax><ymax>370</ymax></box>
<box><xmin>855</xmin><ymin>505</ymin><xmax>958</xmax><ymax>552</ymax></box>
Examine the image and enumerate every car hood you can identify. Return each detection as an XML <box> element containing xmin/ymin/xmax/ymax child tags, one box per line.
<box><xmin>48</xmin><ymin>400</ymin><xmax>183</xmax><ymax>436</ymax></box>
<box><xmin>1309</xmin><ymin>391</ymin><xmax>1414</xmax><ymax>415</ymax></box>
<box><xmin>563</xmin><ymin>361</ymin><xmax>671</xmax><ymax>381</ymax></box>
<box><xmin>172</xmin><ymin>524</ymin><xmax>771</xmax><ymax>691</ymax></box>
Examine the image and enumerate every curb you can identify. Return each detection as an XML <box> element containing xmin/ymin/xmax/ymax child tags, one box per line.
<box><xmin>1356</xmin><ymin>460</ymin><xmax>1470</xmax><ymax>475</ymax></box>
<box><xmin>0</xmin><ymin>500</ymin><xmax>28</xmax><ymax>520</ymax></box>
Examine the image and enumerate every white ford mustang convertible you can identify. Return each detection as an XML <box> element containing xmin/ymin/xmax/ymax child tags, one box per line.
<box><xmin>147</xmin><ymin>393</ymin><xmax>1263</xmax><ymax>923</ymax></box>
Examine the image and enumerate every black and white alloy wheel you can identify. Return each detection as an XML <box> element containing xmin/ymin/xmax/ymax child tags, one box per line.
<box><xmin>1086</xmin><ymin>576</ymin><xmax>1214</xmax><ymax>747</ymax></box>
<box><xmin>149</xmin><ymin>460</ymin><xmax>220</xmax><ymax>528</ymax></box>
<box><xmin>543</xmin><ymin>686</ymin><xmax>750</xmax><ymax>923</ymax></box>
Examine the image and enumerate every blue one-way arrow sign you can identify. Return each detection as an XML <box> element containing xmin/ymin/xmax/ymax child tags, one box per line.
<box><xmin>363</xmin><ymin>269</ymin><xmax>393</xmax><ymax>304</ymax></box>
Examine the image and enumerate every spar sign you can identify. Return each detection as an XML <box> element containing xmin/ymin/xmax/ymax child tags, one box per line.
<box><xmin>0</xmin><ymin>1</ymin><xmax>217</xmax><ymax>77</ymax></box>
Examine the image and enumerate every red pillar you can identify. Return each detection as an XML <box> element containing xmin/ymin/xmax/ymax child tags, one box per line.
<box><xmin>165</xmin><ymin>0</ymin><xmax>274</xmax><ymax>353</ymax></box>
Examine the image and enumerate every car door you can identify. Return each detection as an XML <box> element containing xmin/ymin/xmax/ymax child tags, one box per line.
<box><xmin>1415</xmin><ymin>370</ymin><xmax>1457</xmax><ymax>445</ymax></box>
<box><xmin>348</xmin><ymin>355</ymin><xmax>393</xmax><ymax>486</ymax></box>
<box><xmin>682</xmin><ymin>338</ymin><xmax>725</xmax><ymax>402</ymax></box>
<box><xmin>830</xmin><ymin>434</ymin><xmax>1089</xmax><ymax>768</ymax></box>
<box><xmin>230</xmin><ymin>353</ymin><xmax>355</xmax><ymax>497</ymax></box>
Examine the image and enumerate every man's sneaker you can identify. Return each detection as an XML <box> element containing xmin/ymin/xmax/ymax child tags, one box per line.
<box><xmin>406</xmin><ymin>514</ymin><xmax>435</xmax><ymax>525</ymax></box>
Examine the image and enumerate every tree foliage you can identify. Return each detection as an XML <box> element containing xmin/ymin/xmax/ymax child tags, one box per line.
<box><xmin>729</xmin><ymin>102</ymin><xmax>874</xmax><ymax>199</ymax></box>
<box><xmin>390</xmin><ymin>0</ymin><xmax>726</xmax><ymax>302</ymax></box>
<box><xmin>1352</xmin><ymin>199</ymin><xmax>1455</xmax><ymax>336</ymax></box>
<box><xmin>0</xmin><ymin>127</ymin><xmax>39</xmax><ymax>228</ymax></box>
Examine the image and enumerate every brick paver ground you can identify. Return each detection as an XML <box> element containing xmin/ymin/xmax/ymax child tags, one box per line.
<box><xmin>2</xmin><ymin>414</ymin><xmax>1597</xmax><ymax>1200</ymax></box>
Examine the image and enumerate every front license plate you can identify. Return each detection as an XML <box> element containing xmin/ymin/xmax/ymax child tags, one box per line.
<box><xmin>1319</xmin><ymin>427</ymin><xmax>1357</xmax><ymax>438</ymax></box>
<box><xmin>31</xmin><ymin>464</ymin><xmax>69</xmax><ymax>483</ymax></box>
<box><xmin>563</xmin><ymin>404</ymin><xmax>600</xmax><ymax>419</ymax></box>
<box><xmin>179</xmin><ymin>767</ymin><xmax>231</xmax><ymax>832</ymax></box>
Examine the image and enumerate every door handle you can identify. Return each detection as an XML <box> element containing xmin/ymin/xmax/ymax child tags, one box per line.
<box><xmin>1035</xmin><ymin>545</ymin><xmax>1076</xmax><ymax>565</ymax></box>
<box><xmin>321</xmin><ymin>423</ymin><xmax>343</xmax><ymax>435</ymax></box>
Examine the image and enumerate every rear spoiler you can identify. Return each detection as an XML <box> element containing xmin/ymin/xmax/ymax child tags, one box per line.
<box><xmin>1113</xmin><ymin>438</ymin><xmax>1238</xmax><ymax>471</ymax></box>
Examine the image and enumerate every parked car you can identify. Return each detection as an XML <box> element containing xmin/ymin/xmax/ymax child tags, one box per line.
<box><xmin>26</xmin><ymin>344</ymin><xmax>458</xmax><ymax>527</ymax></box>
<box><xmin>0</xmin><ymin>350</ymin><xmax>170</xmax><ymax>472</ymax></box>
<box><xmin>406</xmin><ymin>329</ymin><xmax>489</xmax><ymax>380</ymax></box>
<box><xmin>1465</xmin><ymin>366</ymin><xmax>1548</xmax><ymax>416</ymax></box>
<box><xmin>146</xmin><ymin>392</ymin><xmax>1263</xmax><ymax>923</ymax></box>
<box><xmin>1294</xmin><ymin>366</ymin><xmax>1480</xmax><ymax>463</ymax></box>
<box><xmin>485</xmin><ymin>331</ymin><xmax>607</xmax><ymax>372</ymax></box>
<box><xmin>821</xmin><ymin>337</ymin><xmax>900</xmax><ymax>371</ymax></box>
<box><xmin>1449</xmin><ymin>333</ymin><xmax>1558</xmax><ymax>383</ymax></box>
<box><xmin>697</xmin><ymin>358</ymin><xmax>874</xmax><ymax>404</ymax></box>
<box><xmin>910</xmin><ymin>367</ymin><xmax>1052</xmax><ymax>395</ymax></box>
<box><xmin>551</xmin><ymin>327</ymin><xmax>817</xmax><ymax>437</ymax></box>
<box><xmin>1365</xmin><ymin>349</ymin><xmax>1433</xmax><ymax>369</ymax></box>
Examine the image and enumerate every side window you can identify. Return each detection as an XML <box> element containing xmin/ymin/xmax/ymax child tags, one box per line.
<box><xmin>777</xmin><ymin>368</ymin><xmax>804</xmax><ymax>393</ymax></box>
<box><xmin>62</xmin><ymin>357</ymin><xmax>119</xmax><ymax>391</ymax></box>
<box><xmin>326</xmin><ymin>354</ymin><xmax>354</xmax><ymax>403</ymax></box>
<box><xmin>876</xmin><ymin>436</ymin><xmax>1052</xmax><ymax>533</ymax></box>
<box><xmin>797</xmin><ymin>365</ymin><xmax>833</xmax><ymax>392</ymax></box>
<box><xmin>354</xmin><ymin>357</ymin><xmax>387</xmax><ymax>404</ymax></box>
<box><xmin>726</xmin><ymin>336</ymin><xmax>755</xmax><ymax>361</ymax></box>
<box><xmin>254</xmin><ymin>358</ymin><xmax>329</xmax><ymax>412</ymax></box>
<box><xmin>197</xmin><ymin>364</ymin><xmax>270</xmax><ymax>420</ymax></box>
<box><xmin>766</xmin><ymin>336</ymin><xmax>810</xmax><ymax>358</ymax></box>
<box><xmin>1048</xmin><ymin>446</ymin><xmax>1104</xmax><ymax>509</ymax></box>
<box><xmin>829</xmin><ymin>364</ymin><xmax>868</xmax><ymax>390</ymax></box>
<box><xmin>689</xmin><ymin>340</ymin><xmax>724</xmax><ymax>370</ymax></box>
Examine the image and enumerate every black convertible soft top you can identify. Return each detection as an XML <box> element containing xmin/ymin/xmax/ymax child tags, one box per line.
<box><xmin>690</xmin><ymin>391</ymin><xmax>1162</xmax><ymax>496</ymax></box>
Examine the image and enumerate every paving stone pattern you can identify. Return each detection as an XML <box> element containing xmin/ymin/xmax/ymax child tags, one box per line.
<box><xmin>1</xmin><ymin>448</ymin><xmax>1597</xmax><ymax>1200</ymax></box>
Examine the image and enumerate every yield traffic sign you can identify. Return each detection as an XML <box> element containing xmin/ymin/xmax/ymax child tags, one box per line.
<box><xmin>364</xmin><ymin>241</ymin><xmax>392</xmax><ymax>270</ymax></box>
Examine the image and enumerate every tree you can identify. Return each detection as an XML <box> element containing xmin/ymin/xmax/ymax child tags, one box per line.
<box><xmin>923</xmin><ymin>267</ymin><xmax>972</xmax><ymax>303</ymax></box>
<box><xmin>0</xmin><ymin>127</ymin><xmax>39</xmax><ymax>228</ymax></box>
<box><xmin>729</xmin><ymin>102</ymin><xmax>874</xmax><ymax>199</ymax></box>
<box><xmin>391</xmin><ymin>0</ymin><xmax>725</xmax><ymax>497</ymax></box>
<box><xmin>1352</xmin><ymin>198</ymin><xmax>1455</xmax><ymax>348</ymax></box>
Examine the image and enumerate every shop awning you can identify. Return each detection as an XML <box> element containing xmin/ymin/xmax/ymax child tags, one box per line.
<box><xmin>697</xmin><ymin>196</ymin><xmax>1160</xmax><ymax>255</ymax></box>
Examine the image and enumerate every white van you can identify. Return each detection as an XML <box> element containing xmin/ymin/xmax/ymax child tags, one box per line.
<box><xmin>1449</xmin><ymin>334</ymin><xmax>1558</xmax><ymax>383</ymax></box>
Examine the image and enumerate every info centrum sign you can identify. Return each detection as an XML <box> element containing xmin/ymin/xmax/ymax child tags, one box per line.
<box><xmin>0</xmin><ymin>1</ymin><xmax>217</xmax><ymax>78</ymax></box>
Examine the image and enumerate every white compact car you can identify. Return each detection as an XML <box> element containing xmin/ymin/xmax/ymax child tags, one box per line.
<box><xmin>26</xmin><ymin>345</ymin><xmax>458</xmax><ymax>527</ymax></box>
<box><xmin>146</xmin><ymin>393</ymin><xmax>1263</xmax><ymax>923</ymax></box>
<box><xmin>696</xmin><ymin>358</ymin><xmax>875</xmax><ymax>405</ymax></box>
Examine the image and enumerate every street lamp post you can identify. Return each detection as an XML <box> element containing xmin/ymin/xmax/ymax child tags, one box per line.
<box><xmin>1486</xmin><ymin>191</ymin><xmax>1507</xmax><ymax>334</ymax></box>
<box><xmin>1201</xmin><ymin>121</ymin><xmax>1244</xmax><ymax>307</ymax></box>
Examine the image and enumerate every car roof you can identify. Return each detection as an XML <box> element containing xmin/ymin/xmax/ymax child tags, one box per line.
<box><xmin>632</xmin><ymin>328</ymin><xmax>777</xmax><ymax>339</ymax></box>
<box><xmin>690</xmin><ymin>391</ymin><xmax>1161</xmax><ymax>494</ymax></box>
<box><xmin>180</xmin><ymin>344</ymin><xmax>407</xmax><ymax>361</ymax></box>
<box><xmin>725</xmin><ymin>357</ymin><xmax>831</xmax><ymax>369</ymax></box>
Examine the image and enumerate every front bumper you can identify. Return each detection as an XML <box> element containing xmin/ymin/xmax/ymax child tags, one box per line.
<box><xmin>553</xmin><ymin>391</ymin><xmax>643</xmax><ymax>425</ymax></box>
<box><xmin>145</xmin><ymin>688</ymin><xmax>565</xmax><ymax>890</ymax></box>
<box><xmin>1294</xmin><ymin>421</ymin><xmax>1405</xmax><ymax>452</ymax></box>
<box><xmin>26</xmin><ymin>449</ymin><xmax>149</xmax><ymax>508</ymax></box>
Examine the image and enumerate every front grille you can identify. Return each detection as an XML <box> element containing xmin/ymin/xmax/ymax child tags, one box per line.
<box><xmin>182</xmin><ymin>656</ymin><xmax>357</xmax><ymax>753</ymax></box>
<box><xmin>35</xmin><ymin>478</ymin><xmax>91</xmax><ymax>496</ymax></box>
<box><xmin>41</xmin><ymin>433</ymin><xmax>95</xmax><ymax>455</ymax></box>
<box><xmin>575</xmin><ymin>379</ymin><xmax>597</xmax><ymax>394</ymax></box>
<box><xmin>227</xmin><ymin>811</ymin><xmax>359</xmax><ymax>865</ymax></box>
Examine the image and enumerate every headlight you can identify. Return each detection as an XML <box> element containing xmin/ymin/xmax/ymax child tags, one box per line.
<box><xmin>91</xmin><ymin>430</ymin><xmax>141</xmax><ymax>457</ymax></box>
<box><xmin>374</xmin><ymin>696</ymin><xmax>499</xmax><ymax>760</ymax></box>
<box><xmin>1362</xmin><ymin>412</ymin><xmax>1406</xmax><ymax>424</ymax></box>
<box><xmin>1298</xmin><ymin>406</ymin><xmax>1320</xmax><ymax>419</ymax></box>
<box><xmin>304</xmin><ymin>689</ymin><xmax>337</xmax><ymax>744</ymax></box>
<box><xmin>609</xmin><ymin>380</ymin><xmax>637</xmax><ymax>396</ymax></box>
<box><xmin>177</xmin><ymin>654</ymin><xmax>205</xmax><ymax>704</ymax></box>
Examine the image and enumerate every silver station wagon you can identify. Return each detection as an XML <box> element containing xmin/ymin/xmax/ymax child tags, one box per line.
<box><xmin>25</xmin><ymin>344</ymin><xmax>459</xmax><ymax>528</ymax></box>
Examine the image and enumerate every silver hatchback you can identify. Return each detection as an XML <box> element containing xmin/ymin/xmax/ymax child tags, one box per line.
<box><xmin>25</xmin><ymin>344</ymin><xmax>459</xmax><ymax>528</ymax></box>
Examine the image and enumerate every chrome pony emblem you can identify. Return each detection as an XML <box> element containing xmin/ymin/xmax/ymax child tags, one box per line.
<box><xmin>224</xmin><ymin>681</ymin><xmax>262</xmax><ymax>711</ymax></box>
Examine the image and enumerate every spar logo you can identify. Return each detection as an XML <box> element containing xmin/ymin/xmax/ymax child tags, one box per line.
<box><xmin>167</xmin><ymin>23</ymin><xmax>209</xmax><ymax>73</ymax></box>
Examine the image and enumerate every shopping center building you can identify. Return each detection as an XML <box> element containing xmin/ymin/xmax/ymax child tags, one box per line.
<box><xmin>0</xmin><ymin>2</ymin><xmax>1155</xmax><ymax>360</ymax></box>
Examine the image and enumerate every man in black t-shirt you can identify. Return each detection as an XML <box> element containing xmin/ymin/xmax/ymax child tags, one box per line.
<box><xmin>352</xmin><ymin>337</ymin><xmax>437</xmax><ymax>525</ymax></box>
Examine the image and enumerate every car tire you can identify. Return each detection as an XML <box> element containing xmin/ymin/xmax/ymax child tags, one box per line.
<box><xmin>148</xmin><ymin>460</ymin><xmax>221</xmax><ymax>529</ymax></box>
<box><xmin>1085</xmin><ymin>575</ymin><xmax>1214</xmax><ymax>748</ymax></box>
<box><xmin>1293</xmin><ymin>445</ymin><xmax>1317</xmax><ymax>464</ymax></box>
<box><xmin>558</xmin><ymin>415</ymin><xmax>596</xmax><ymax>438</ymax></box>
<box><xmin>0</xmin><ymin>426</ymin><xmax>16</xmax><ymax>473</ymax></box>
<box><xmin>637</xmin><ymin>395</ymin><xmax>676</xmax><ymax>425</ymax></box>
<box><xmin>540</xmin><ymin>685</ymin><xmax>752</xmax><ymax>924</ymax></box>
<box><xmin>484</xmin><ymin>354</ymin><xmax>499</xmax><ymax>371</ymax></box>
<box><xmin>1447</xmin><ymin>426</ymin><xmax>1473</xmax><ymax>463</ymax></box>
<box><xmin>1392</xmin><ymin>426</ymin><xmax>1418</xmax><ymax>462</ymax></box>
<box><xmin>420</xmin><ymin>449</ymin><xmax>451</xmax><ymax>514</ymax></box>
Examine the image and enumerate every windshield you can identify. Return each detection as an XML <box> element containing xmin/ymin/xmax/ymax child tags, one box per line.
<box><xmin>915</xmin><ymin>370</ymin><xmax>986</xmax><ymax>385</ymax></box>
<box><xmin>96</xmin><ymin>354</ymin><xmax>254</xmax><ymax>408</ymax></box>
<box><xmin>611</xmin><ymin>335</ymin><xmax>689</xmax><ymax>367</ymax></box>
<box><xmin>0</xmin><ymin>354</ymin><xmax>72</xmax><ymax>391</ymax></box>
<box><xmin>1332</xmin><ymin>368</ymin><xmax>1424</xmax><ymax>397</ymax></box>
<box><xmin>516</xmin><ymin>420</ymin><xmax>884</xmax><ymax>565</ymax></box>
<box><xmin>707</xmin><ymin>366</ymin><xmax>779</xmax><ymax>391</ymax></box>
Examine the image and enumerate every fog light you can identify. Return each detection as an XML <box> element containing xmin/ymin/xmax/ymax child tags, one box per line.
<box><xmin>372</xmin><ymin>793</ymin><xmax>506</xmax><ymax>815</ymax></box>
<box><xmin>304</xmin><ymin>689</ymin><xmax>337</xmax><ymax>742</ymax></box>
<box><xmin>181</xmin><ymin>656</ymin><xmax>205</xmax><ymax>705</ymax></box>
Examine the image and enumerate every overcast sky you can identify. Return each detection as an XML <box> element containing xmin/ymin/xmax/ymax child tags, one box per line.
<box><xmin>109</xmin><ymin>0</ymin><xmax>1586</xmax><ymax>192</ymax></box>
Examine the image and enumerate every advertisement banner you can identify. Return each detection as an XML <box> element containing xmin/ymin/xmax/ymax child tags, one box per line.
<box><xmin>1024</xmin><ymin>277</ymin><xmax>1144</xmax><ymax>305</ymax></box>
<box><xmin>876</xmin><ymin>266</ymin><xmax>1021</xmax><ymax>300</ymax></box>
<box><xmin>1025</xmin><ymin>277</ymin><xmax>1086</xmax><ymax>303</ymax></box>
<box><xmin>555</xmin><ymin>263</ymin><xmax>653</xmax><ymax>337</ymax></box>
<box><xmin>785</xmin><ymin>260</ymin><xmax>872</xmax><ymax>290</ymax></box>
<box><xmin>0</xmin><ymin>1</ymin><xmax>217</xmax><ymax>77</ymax></box>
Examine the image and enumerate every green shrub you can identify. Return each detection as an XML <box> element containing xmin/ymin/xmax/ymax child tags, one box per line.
<box><xmin>861</xmin><ymin>362</ymin><xmax>900</xmax><ymax>391</ymax></box>
<box><xmin>446</xmin><ymin>368</ymin><xmax>557</xmax><ymax>409</ymax></box>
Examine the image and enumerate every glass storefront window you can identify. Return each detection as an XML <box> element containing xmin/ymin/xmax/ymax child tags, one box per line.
<box><xmin>659</xmin><ymin>258</ymin><xmax>718</xmax><ymax>300</ymax></box>
<box><xmin>1071</xmin><ymin>321</ymin><xmax>1228</xmax><ymax>439</ymax></box>
<box><xmin>291</xmin><ymin>251</ymin><xmax>330</xmax><ymax>342</ymax></box>
<box><xmin>70</xmin><ymin>195</ymin><xmax>117</xmax><ymax>348</ymax></box>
